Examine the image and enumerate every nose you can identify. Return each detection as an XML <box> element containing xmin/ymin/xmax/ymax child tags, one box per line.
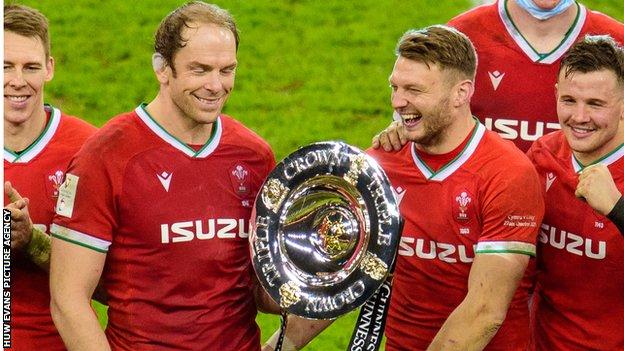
<box><xmin>202</xmin><ymin>71</ymin><xmax>223</xmax><ymax>92</ymax></box>
<box><xmin>391</xmin><ymin>89</ymin><xmax>408</xmax><ymax>111</ymax></box>
<box><xmin>5</xmin><ymin>70</ymin><xmax>27</xmax><ymax>89</ymax></box>
<box><xmin>569</xmin><ymin>103</ymin><xmax>592</xmax><ymax>123</ymax></box>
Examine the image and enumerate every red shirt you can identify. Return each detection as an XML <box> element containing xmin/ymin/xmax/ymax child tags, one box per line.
<box><xmin>527</xmin><ymin>131</ymin><xmax>624</xmax><ymax>350</ymax></box>
<box><xmin>368</xmin><ymin>121</ymin><xmax>544</xmax><ymax>350</ymax></box>
<box><xmin>4</xmin><ymin>105</ymin><xmax>96</xmax><ymax>351</ymax></box>
<box><xmin>52</xmin><ymin>105</ymin><xmax>275</xmax><ymax>350</ymax></box>
<box><xmin>449</xmin><ymin>0</ymin><xmax>624</xmax><ymax>151</ymax></box>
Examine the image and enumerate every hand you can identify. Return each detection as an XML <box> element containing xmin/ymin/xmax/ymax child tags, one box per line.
<box><xmin>371</xmin><ymin>121</ymin><xmax>407</xmax><ymax>151</ymax></box>
<box><xmin>575</xmin><ymin>164</ymin><xmax>622</xmax><ymax>216</ymax></box>
<box><xmin>4</xmin><ymin>182</ymin><xmax>34</xmax><ymax>251</ymax></box>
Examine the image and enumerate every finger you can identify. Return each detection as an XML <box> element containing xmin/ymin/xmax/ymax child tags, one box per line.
<box><xmin>380</xmin><ymin>133</ymin><xmax>393</xmax><ymax>152</ymax></box>
<box><xmin>371</xmin><ymin>135</ymin><xmax>381</xmax><ymax>149</ymax></box>
<box><xmin>389</xmin><ymin>131</ymin><xmax>403</xmax><ymax>151</ymax></box>
<box><xmin>398</xmin><ymin>125</ymin><xmax>408</xmax><ymax>145</ymax></box>
<box><xmin>4</xmin><ymin>182</ymin><xmax>24</xmax><ymax>203</ymax></box>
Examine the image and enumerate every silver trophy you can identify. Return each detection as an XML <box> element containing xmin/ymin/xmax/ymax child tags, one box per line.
<box><xmin>250</xmin><ymin>141</ymin><xmax>401</xmax><ymax>320</ymax></box>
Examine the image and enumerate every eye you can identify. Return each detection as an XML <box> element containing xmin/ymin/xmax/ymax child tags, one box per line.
<box><xmin>25</xmin><ymin>65</ymin><xmax>41</xmax><ymax>72</ymax></box>
<box><xmin>389</xmin><ymin>85</ymin><xmax>398</xmax><ymax>92</ymax></box>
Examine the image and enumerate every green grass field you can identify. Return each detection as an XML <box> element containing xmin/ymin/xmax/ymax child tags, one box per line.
<box><xmin>15</xmin><ymin>0</ymin><xmax>623</xmax><ymax>349</ymax></box>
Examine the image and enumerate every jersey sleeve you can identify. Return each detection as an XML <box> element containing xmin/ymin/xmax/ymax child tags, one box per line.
<box><xmin>476</xmin><ymin>159</ymin><xmax>545</xmax><ymax>256</ymax></box>
<box><xmin>51</xmin><ymin>141</ymin><xmax>117</xmax><ymax>253</ymax></box>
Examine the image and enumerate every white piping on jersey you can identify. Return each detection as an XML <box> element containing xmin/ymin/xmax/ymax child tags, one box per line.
<box><xmin>4</xmin><ymin>104</ymin><xmax>61</xmax><ymax>163</ymax></box>
<box><xmin>572</xmin><ymin>142</ymin><xmax>624</xmax><ymax>173</ymax></box>
<box><xmin>475</xmin><ymin>240</ymin><xmax>536</xmax><ymax>256</ymax></box>
<box><xmin>50</xmin><ymin>224</ymin><xmax>111</xmax><ymax>253</ymax></box>
<box><xmin>498</xmin><ymin>0</ymin><xmax>587</xmax><ymax>64</ymax></box>
<box><xmin>411</xmin><ymin>120</ymin><xmax>486</xmax><ymax>182</ymax></box>
<box><xmin>135</xmin><ymin>104</ymin><xmax>222</xmax><ymax>158</ymax></box>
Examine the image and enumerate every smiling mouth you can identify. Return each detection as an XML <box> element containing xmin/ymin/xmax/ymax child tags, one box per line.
<box><xmin>401</xmin><ymin>113</ymin><xmax>422</xmax><ymax>127</ymax></box>
<box><xmin>570</xmin><ymin>126</ymin><xmax>596</xmax><ymax>135</ymax></box>
<box><xmin>5</xmin><ymin>95</ymin><xmax>30</xmax><ymax>103</ymax></box>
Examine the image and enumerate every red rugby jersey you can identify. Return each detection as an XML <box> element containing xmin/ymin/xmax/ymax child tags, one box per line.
<box><xmin>449</xmin><ymin>0</ymin><xmax>624</xmax><ymax>151</ymax></box>
<box><xmin>52</xmin><ymin>105</ymin><xmax>275</xmax><ymax>350</ymax></box>
<box><xmin>4</xmin><ymin>105</ymin><xmax>96</xmax><ymax>351</ymax></box>
<box><xmin>527</xmin><ymin>131</ymin><xmax>624</xmax><ymax>350</ymax></box>
<box><xmin>368</xmin><ymin>120</ymin><xmax>543</xmax><ymax>350</ymax></box>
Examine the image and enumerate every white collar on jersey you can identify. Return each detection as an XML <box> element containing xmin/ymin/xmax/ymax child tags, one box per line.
<box><xmin>135</xmin><ymin>104</ymin><xmax>223</xmax><ymax>159</ymax></box>
<box><xmin>572</xmin><ymin>143</ymin><xmax>624</xmax><ymax>173</ymax></box>
<box><xmin>411</xmin><ymin>119</ymin><xmax>486</xmax><ymax>182</ymax></box>
<box><xmin>4</xmin><ymin>104</ymin><xmax>62</xmax><ymax>164</ymax></box>
<box><xmin>498</xmin><ymin>0</ymin><xmax>587</xmax><ymax>64</ymax></box>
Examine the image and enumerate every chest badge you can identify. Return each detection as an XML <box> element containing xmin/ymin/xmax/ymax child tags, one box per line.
<box><xmin>46</xmin><ymin>170</ymin><xmax>65</xmax><ymax>198</ymax></box>
<box><xmin>454</xmin><ymin>190</ymin><xmax>473</xmax><ymax>222</ymax></box>
<box><xmin>229</xmin><ymin>163</ymin><xmax>251</xmax><ymax>198</ymax></box>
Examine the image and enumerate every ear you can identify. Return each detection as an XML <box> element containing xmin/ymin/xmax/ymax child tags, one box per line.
<box><xmin>554</xmin><ymin>82</ymin><xmax>559</xmax><ymax>100</ymax></box>
<box><xmin>152</xmin><ymin>53</ymin><xmax>169</xmax><ymax>84</ymax></box>
<box><xmin>45</xmin><ymin>56</ymin><xmax>55</xmax><ymax>82</ymax></box>
<box><xmin>453</xmin><ymin>79</ymin><xmax>474</xmax><ymax>107</ymax></box>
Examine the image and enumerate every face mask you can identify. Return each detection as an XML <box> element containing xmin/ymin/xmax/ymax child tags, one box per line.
<box><xmin>515</xmin><ymin>0</ymin><xmax>575</xmax><ymax>20</ymax></box>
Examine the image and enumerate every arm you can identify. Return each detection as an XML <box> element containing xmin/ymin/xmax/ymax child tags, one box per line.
<box><xmin>4</xmin><ymin>181</ymin><xmax>51</xmax><ymax>271</ymax></box>
<box><xmin>263</xmin><ymin>315</ymin><xmax>335</xmax><ymax>351</ymax></box>
<box><xmin>50</xmin><ymin>237</ymin><xmax>110</xmax><ymax>351</ymax></box>
<box><xmin>427</xmin><ymin>253</ymin><xmax>529</xmax><ymax>351</ymax></box>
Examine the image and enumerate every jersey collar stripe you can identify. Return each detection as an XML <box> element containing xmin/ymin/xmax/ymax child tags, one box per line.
<box><xmin>134</xmin><ymin>105</ymin><xmax>222</xmax><ymax>159</ymax></box>
<box><xmin>411</xmin><ymin>120</ymin><xmax>486</xmax><ymax>182</ymax></box>
<box><xmin>50</xmin><ymin>224</ymin><xmax>111</xmax><ymax>253</ymax></box>
<box><xmin>571</xmin><ymin>142</ymin><xmax>624</xmax><ymax>173</ymax></box>
<box><xmin>475</xmin><ymin>241</ymin><xmax>536</xmax><ymax>256</ymax></box>
<box><xmin>4</xmin><ymin>104</ymin><xmax>61</xmax><ymax>163</ymax></box>
<box><xmin>498</xmin><ymin>0</ymin><xmax>587</xmax><ymax>64</ymax></box>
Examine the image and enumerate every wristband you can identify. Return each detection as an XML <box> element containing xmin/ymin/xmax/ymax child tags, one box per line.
<box><xmin>607</xmin><ymin>196</ymin><xmax>624</xmax><ymax>236</ymax></box>
<box><xmin>26</xmin><ymin>226</ymin><xmax>51</xmax><ymax>268</ymax></box>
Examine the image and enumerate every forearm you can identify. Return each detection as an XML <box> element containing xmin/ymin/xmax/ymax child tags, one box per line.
<box><xmin>427</xmin><ymin>300</ymin><xmax>503</xmax><ymax>351</ymax></box>
<box><xmin>607</xmin><ymin>196</ymin><xmax>624</xmax><ymax>235</ymax></box>
<box><xmin>50</xmin><ymin>295</ymin><xmax>110</xmax><ymax>351</ymax></box>
<box><xmin>265</xmin><ymin>315</ymin><xmax>334</xmax><ymax>350</ymax></box>
<box><xmin>25</xmin><ymin>227</ymin><xmax>50</xmax><ymax>271</ymax></box>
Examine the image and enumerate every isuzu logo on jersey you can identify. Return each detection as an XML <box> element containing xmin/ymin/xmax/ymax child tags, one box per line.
<box><xmin>398</xmin><ymin>237</ymin><xmax>474</xmax><ymax>263</ymax></box>
<box><xmin>229</xmin><ymin>163</ymin><xmax>250</xmax><ymax>197</ymax></box>
<box><xmin>46</xmin><ymin>170</ymin><xmax>64</xmax><ymax>198</ymax></box>
<box><xmin>484</xmin><ymin>117</ymin><xmax>560</xmax><ymax>142</ymax></box>
<box><xmin>539</xmin><ymin>223</ymin><xmax>606</xmax><ymax>260</ymax></box>
<box><xmin>160</xmin><ymin>218</ymin><xmax>249</xmax><ymax>243</ymax></box>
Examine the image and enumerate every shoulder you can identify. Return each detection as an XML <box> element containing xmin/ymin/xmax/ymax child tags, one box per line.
<box><xmin>220</xmin><ymin>115</ymin><xmax>274</xmax><ymax>161</ymax></box>
<box><xmin>526</xmin><ymin>131</ymin><xmax>569</xmax><ymax>171</ymax></box>
<box><xmin>584</xmin><ymin>8</ymin><xmax>624</xmax><ymax>40</ymax></box>
<box><xmin>58</xmin><ymin>113</ymin><xmax>98</xmax><ymax>137</ymax></box>
<box><xmin>477</xmin><ymin>130</ymin><xmax>538</xmax><ymax>177</ymax></box>
<box><xmin>366</xmin><ymin>145</ymin><xmax>412</xmax><ymax>177</ymax></box>
<box><xmin>448</xmin><ymin>3</ymin><xmax>497</xmax><ymax>32</ymax></box>
<box><xmin>75</xmin><ymin>110</ymin><xmax>143</xmax><ymax>164</ymax></box>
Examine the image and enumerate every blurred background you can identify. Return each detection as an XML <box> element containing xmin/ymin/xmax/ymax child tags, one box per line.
<box><xmin>15</xmin><ymin>0</ymin><xmax>623</xmax><ymax>349</ymax></box>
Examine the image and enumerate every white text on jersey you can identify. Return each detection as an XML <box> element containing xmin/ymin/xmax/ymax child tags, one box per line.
<box><xmin>398</xmin><ymin>237</ymin><xmax>474</xmax><ymax>263</ymax></box>
<box><xmin>539</xmin><ymin>224</ymin><xmax>606</xmax><ymax>259</ymax></box>
<box><xmin>160</xmin><ymin>218</ymin><xmax>249</xmax><ymax>243</ymax></box>
<box><xmin>484</xmin><ymin>118</ymin><xmax>560</xmax><ymax>141</ymax></box>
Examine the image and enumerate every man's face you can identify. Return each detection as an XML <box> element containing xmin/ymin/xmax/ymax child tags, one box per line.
<box><xmin>389</xmin><ymin>56</ymin><xmax>454</xmax><ymax>147</ymax></box>
<box><xmin>557</xmin><ymin>69</ymin><xmax>624</xmax><ymax>162</ymax></box>
<box><xmin>166</xmin><ymin>23</ymin><xmax>237</xmax><ymax>125</ymax></box>
<box><xmin>4</xmin><ymin>31</ymin><xmax>53</xmax><ymax>125</ymax></box>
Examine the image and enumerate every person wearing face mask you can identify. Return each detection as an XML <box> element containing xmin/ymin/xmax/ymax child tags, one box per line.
<box><xmin>373</xmin><ymin>0</ymin><xmax>624</xmax><ymax>153</ymax></box>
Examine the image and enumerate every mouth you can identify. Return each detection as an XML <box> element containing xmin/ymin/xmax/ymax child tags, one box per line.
<box><xmin>193</xmin><ymin>94</ymin><xmax>222</xmax><ymax>108</ymax></box>
<box><xmin>400</xmin><ymin>113</ymin><xmax>422</xmax><ymax>128</ymax></box>
<box><xmin>569</xmin><ymin>125</ymin><xmax>596</xmax><ymax>136</ymax></box>
<box><xmin>4</xmin><ymin>94</ymin><xmax>31</xmax><ymax>108</ymax></box>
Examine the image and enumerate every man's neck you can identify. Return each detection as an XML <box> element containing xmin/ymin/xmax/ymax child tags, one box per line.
<box><xmin>146</xmin><ymin>93</ymin><xmax>215</xmax><ymax>146</ymax></box>
<box><xmin>507</xmin><ymin>0</ymin><xmax>578</xmax><ymax>54</ymax></box>
<box><xmin>4</xmin><ymin>106</ymin><xmax>48</xmax><ymax>152</ymax></box>
<box><xmin>415</xmin><ymin>110</ymin><xmax>475</xmax><ymax>155</ymax></box>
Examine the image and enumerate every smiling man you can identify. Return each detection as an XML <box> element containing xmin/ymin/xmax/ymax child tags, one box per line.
<box><xmin>527</xmin><ymin>35</ymin><xmax>624</xmax><ymax>350</ymax></box>
<box><xmin>4</xmin><ymin>5</ymin><xmax>97</xmax><ymax>350</ymax></box>
<box><xmin>49</xmin><ymin>2</ymin><xmax>276</xmax><ymax>350</ymax></box>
